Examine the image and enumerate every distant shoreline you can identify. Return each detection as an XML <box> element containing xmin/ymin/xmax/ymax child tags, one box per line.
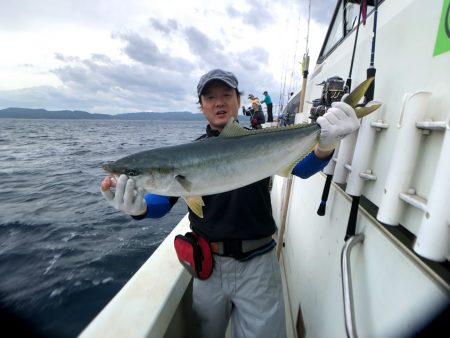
<box><xmin>0</xmin><ymin>107</ymin><xmax>205</xmax><ymax>121</ymax></box>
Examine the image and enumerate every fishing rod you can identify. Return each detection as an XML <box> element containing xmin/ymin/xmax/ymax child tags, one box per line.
<box><xmin>317</xmin><ymin>0</ymin><xmax>363</xmax><ymax>216</ymax></box>
<box><xmin>276</xmin><ymin>0</ymin><xmax>311</xmax><ymax>259</ymax></box>
<box><xmin>345</xmin><ymin>0</ymin><xmax>378</xmax><ymax>240</ymax></box>
<box><xmin>298</xmin><ymin>3</ymin><xmax>311</xmax><ymax>116</ymax></box>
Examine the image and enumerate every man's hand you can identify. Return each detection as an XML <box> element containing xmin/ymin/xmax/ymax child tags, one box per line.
<box><xmin>100</xmin><ymin>174</ymin><xmax>147</xmax><ymax>216</ymax></box>
<box><xmin>316</xmin><ymin>101</ymin><xmax>360</xmax><ymax>152</ymax></box>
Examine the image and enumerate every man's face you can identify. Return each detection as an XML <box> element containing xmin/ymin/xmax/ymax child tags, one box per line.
<box><xmin>200</xmin><ymin>80</ymin><xmax>240</xmax><ymax>131</ymax></box>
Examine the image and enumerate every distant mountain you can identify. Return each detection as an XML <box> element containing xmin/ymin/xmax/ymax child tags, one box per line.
<box><xmin>0</xmin><ymin>107</ymin><xmax>205</xmax><ymax>121</ymax></box>
<box><xmin>113</xmin><ymin>111</ymin><xmax>204</xmax><ymax>121</ymax></box>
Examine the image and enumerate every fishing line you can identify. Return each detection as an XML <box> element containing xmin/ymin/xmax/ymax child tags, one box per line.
<box><xmin>278</xmin><ymin>6</ymin><xmax>302</xmax><ymax>123</ymax></box>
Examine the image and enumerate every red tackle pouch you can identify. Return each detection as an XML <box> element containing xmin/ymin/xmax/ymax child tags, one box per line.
<box><xmin>174</xmin><ymin>232</ymin><xmax>213</xmax><ymax>280</ymax></box>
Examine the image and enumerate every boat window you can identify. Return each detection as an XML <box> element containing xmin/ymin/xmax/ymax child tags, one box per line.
<box><xmin>321</xmin><ymin>2</ymin><xmax>345</xmax><ymax>57</ymax></box>
<box><xmin>345</xmin><ymin>2</ymin><xmax>360</xmax><ymax>33</ymax></box>
<box><xmin>319</xmin><ymin>1</ymin><xmax>375</xmax><ymax>63</ymax></box>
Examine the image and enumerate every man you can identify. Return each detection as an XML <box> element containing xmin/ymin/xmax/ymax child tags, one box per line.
<box><xmin>100</xmin><ymin>69</ymin><xmax>359</xmax><ymax>338</ymax></box>
<box><xmin>261</xmin><ymin>90</ymin><xmax>274</xmax><ymax>122</ymax></box>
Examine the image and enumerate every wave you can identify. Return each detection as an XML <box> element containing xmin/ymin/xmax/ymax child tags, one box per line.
<box><xmin>0</xmin><ymin>119</ymin><xmax>194</xmax><ymax>337</ymax></box>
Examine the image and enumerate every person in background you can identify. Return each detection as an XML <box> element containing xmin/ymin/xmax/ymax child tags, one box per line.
<box><xmin>100</xmin><ymin>69</ymin><xmax>360</xmax><ymax>338</ymax></box>
<box><xmin>261</xmin><ymin>90</ymin><xmax>273</xmax><ymax>122</ymax></box>
<box><xmin>248</xmin><ymin>93</ymin><xmax>260</xmax><ymax>106</ymax></box>
<box><xmin>242</xmin><ymin>94</ymin><xmax>265</xmax><ymax>129</ymax></box>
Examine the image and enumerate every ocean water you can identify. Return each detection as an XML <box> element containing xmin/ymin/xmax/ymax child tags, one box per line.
<box><xmin>0</xmin><ymin>118</ymin><xmax>206</xmax><ymax>338</ymax></box>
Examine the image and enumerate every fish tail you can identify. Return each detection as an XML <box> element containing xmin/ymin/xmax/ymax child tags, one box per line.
<box><xmin>355</xmin><ymin>104</ymin><xmax>382</xmax><ymax>119</ymax></box>
<box><xmin>344</xmin><ymin>77</ymin><xmax>381</xmax><ymax>118</ymax></box>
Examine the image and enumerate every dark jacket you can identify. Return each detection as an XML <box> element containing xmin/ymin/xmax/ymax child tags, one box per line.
<box><xmin>242</xmin><ymin>106</ymin><xmax>265</xmax><ymax>127</ymax></box>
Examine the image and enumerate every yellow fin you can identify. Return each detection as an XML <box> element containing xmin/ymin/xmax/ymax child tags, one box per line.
<box><xmin>279</xmin><ymin>160</ymin><xmax>297</xmax><ymax>177</ymax></box>
<box><xmin>220</xmin><ymin>118</ymin><xmax>251</xmax><ymax>138</ymax></box>
<box><xmin>278</xmin><ymin>145</ymin><xmax>316</xmax><ymax>177</ymax></box>
<box><xmin>183</xmin><ymin>196</ymin><xmax>205</xmax><ymax>218</ymax></box>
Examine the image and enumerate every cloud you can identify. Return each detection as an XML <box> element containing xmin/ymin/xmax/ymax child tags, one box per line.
<box><xmin>184</xmin><ymin>27</ymin><xmax>231</xmax><ymax>70</ymax></box>
<box><xmin>241</xmin><ymin>2</ymin><xmax>276</xmax><ymax>30</ymax></box>
<box><xmin>117</xmin><ymin>32</ymin><xmax>195</xmax><ymax>72</ymax></box>
<box><xmin>149</xmin><ymin>18</ymin><xmax>179</xmax><ymax>35</ymax></box>
<box><xmin>0</xmin><ymin>0</ymin><xmax>333</xmax><ymax>114</ymax></box>
<box><xmin>310</xmin><ymin>0</ymin><xmax>336</xmax><ymax>26</ymax></box>
<box><xmin>47</xmin><ymin>52</ymin><xmax>199</xmax><ymax>113</ymax></box>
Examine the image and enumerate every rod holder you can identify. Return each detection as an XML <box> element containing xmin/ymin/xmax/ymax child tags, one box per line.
<box><xmin>346</xmin><ymin>102</ymin><xmax>383</xmax><ymax>197</ymax></box>
<box><xmin>377</xmin><ymin>91</ymin><xmax>431</xmax><ymax>226</ymax></box>
<box><xmin>333</xmin><ymin>131</ymin><xmax>358</xmax><ymax>184</ymax></box>
<box><xmin>414</xmin><ymin>117</ymin><xmax>450</xmax><ymax>262</ymax></box>
<box><xmin>323</xmin><ymin>142</ymin><xmax>340</xmax><ymax>175</ymax></box>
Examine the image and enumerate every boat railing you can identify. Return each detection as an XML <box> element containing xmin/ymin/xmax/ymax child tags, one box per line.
<box><xmin>341</xmin><ymin>233</ymin><xmax>365</xmax><ymax>338</ymax></box>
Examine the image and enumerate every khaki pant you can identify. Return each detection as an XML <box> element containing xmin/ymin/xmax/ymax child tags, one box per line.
<box><xmin>192</xmin><ymin>249</ymin><xmax>286</xmax><ymax>338</ymax></box>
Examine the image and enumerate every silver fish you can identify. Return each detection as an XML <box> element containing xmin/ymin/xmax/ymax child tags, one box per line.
<box><xmin>102</xmin><ymin>78</ymin><xmax>380</xmax><ymax>217</ymax></box>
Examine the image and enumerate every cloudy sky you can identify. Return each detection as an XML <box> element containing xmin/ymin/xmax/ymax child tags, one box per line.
<box><xmin>0</xmin><ymin>0</ymin><xmax>335</xmax><ymax>115</ymax></box>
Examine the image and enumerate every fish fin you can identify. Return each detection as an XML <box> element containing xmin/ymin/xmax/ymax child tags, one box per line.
<box><xmin>279</xmin><ymin>160</ymin><xmax>297</xmax><ymax>177</ymax></box>
<box><xmin>175</xmin><ymin>175</ymin><xmax>192</xmax><ymax>192</ymax></box>
<box><xmin>183</xmin><ymin>196</ymin><xmax>205</xmax><ymax>218</ymax></box>
<box><xmin>355</xmin><ymin>103</ymin><xmax>382</xmax><ymax>119</ymax></box>
<box><xmin>278</xmin><ymin>145</ymin><xmax>315</xmax><ymax>177</ymax></box>
<box><xmin>220</xmin><ymin>118</ymin><xmax>251</xmax><ymax>138</ymax></box>
<box><xmin>344</xmin><ymin>77</ymin><xmax>374</xmax><ymax>108</ymax></box>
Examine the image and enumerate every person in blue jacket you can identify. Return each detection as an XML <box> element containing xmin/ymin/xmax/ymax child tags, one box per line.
<box><xmin>261</xmin><ymin>90</ymin><xmax>274</xmax><ymax>122</ymax></box>
<box><xmin>100</xmin><ymin>69</ymin><xmax>359</xmax><ymax>338</ymax></box>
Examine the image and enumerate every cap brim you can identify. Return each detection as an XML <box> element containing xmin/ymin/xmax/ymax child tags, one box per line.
<box><xmin>200</xmin><ymin>78</ymin><xmax>236</xmax><ymax>94</ymax></box>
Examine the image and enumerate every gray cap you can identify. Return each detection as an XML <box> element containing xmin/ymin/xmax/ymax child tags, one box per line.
<box><xmin>197</xmin><ymin>69</ymin><xmax>238</xmax><ymax>96</ymax></box>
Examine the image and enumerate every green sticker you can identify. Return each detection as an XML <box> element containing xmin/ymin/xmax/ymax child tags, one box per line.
<box><xmin>434</xmin><ymin>0</ymin><xmax>450</xmax><ymax>56</ymax></box>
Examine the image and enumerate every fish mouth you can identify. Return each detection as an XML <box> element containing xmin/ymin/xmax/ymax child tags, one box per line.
<box><xmin>102</xmin><ymin>162</ymin><xmax>115</xmax><ymax>174</ymax></box>
<box><xmin>102</xmin><ymin>162</ymin><xmax>141</xmax><ymax>177</ymax></box>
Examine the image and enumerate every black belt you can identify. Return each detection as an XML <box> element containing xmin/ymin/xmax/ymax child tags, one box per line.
<box><xmin>210</xmin><ymin>236</ymin><xmax>274</xmax><ymax>257</ymax></box>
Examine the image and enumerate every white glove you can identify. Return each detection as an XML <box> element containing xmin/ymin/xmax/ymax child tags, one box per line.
<box><xmin>316</xmin><ymin>101</ymin><xmax>360</xmax><ymax>152</ymax></box>
<box><xmin>101</xmin><ymin>174</ymin><xmax>147</xmax><ymax>216</ymax></box>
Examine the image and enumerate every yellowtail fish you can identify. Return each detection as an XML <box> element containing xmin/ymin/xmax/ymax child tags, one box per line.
<box><xmin>102</xmin><ymin>78</ymin><xmax>380</xmax><ymax>217</ymax></box>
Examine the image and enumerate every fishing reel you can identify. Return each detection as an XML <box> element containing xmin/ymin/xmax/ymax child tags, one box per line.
<box><xmin>309</xmin><ymin>76</ymin><xmax>347</xmax><ymax>122</ymax></box>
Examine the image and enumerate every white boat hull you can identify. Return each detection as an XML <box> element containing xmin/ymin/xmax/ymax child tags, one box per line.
<box><xmin>272</xmin><ymin>174</ymin><xmax>448</xmax><ymax>337</ymax></box>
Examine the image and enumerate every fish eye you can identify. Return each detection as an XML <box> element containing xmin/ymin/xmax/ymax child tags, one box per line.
<box><xmin>124</xmin><ymin>169</ymin><xmax>138</xmax><ymax>176</ymax></box>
